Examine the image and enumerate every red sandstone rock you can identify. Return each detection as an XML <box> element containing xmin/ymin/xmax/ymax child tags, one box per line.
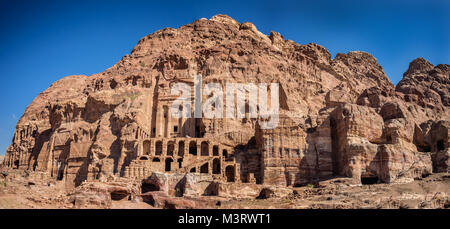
<box><xmin>1</xmin><ymin>15</ymin><xmax>449</xmax><ymax>199</ymax></box>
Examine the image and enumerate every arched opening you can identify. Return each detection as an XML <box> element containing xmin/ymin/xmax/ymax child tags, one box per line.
<box><xmin>190</xmin><ymin>167</ymin><xmax>196</xmax><ymax>173</ymax></box>
<box><xmin>13</xmin><ymin>160</ymin><xmax>19</xmax><ymax>168</ymax></box>
<box><xmin>152</xmin><ymin>158</ymin><xmax>160</xmax><ymax>162</ymax></box>
<box><xmin>155</xmin><ymin>141</ymin><xmax>163</xmax><ymax>155</ymax></box>
<box><xmin>213</xmin><ymin>158</ymin><xmax>221</xmax><ymax>174</ymax></box>
<box><xmin>361</xmin><ymin>176</ymin><xmax>379</xmax><ymax>185</ymax></box>
<box><xmin>200</xmin><ymin>163</ymin><xmax>209</xmax><ymax>174</ymax></box>
<box><xmin>201</xmin><ymin>141</ymin><xmax>209</xmax><ymax>156</ymax></box>
<box><xmin>189</xmin><ymin>141</ymin><xmax>197</xmax><ymax>156</ymax></box>
<box><xmin>167</xmin><ymin>141</ymin><xmax>175</xmax><ymax>156</ymax></box>
<box><xmin>437</xmin><ymin>140</ymin><xmax>445</xmax><ymax>151</ymax></box>
<box><xmin>223</xmin><ymin>149</ymin><xmax>228</xmax><ymax>158</ymax></box>
<box><xmin>140</xmin><ymin>156</ymin><xmax>148</xmax><ymax>160</ymax></box>
<box><xmin>143</xmin><ymin>140</ymin><xmax>151</xmax><ymax>155</ymax></box>
<box><xmin>165</xmin><ymin>158</ymin><xmax>173</xmax><ymax>171</ymax></box>
<box><xmin>225</xmin><ymin>166</ymin><xmax>235</xmax><ymax>182</ymax></box>
<box><xmin>178</xmin><ymin>141</ymin><xmax>185</xmax><ymax>156</ymax></box>
<box><xmin>177</xmin><ymin>158</ymin><xmax>183</xmax><ymax>168</ymax></box>
<box><xmin>213</xmin><ymin>146</ymin><xmax>219</xmax><ymax>156</ymax></box>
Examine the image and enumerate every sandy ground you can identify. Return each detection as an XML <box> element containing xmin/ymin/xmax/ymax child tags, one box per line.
<box><xmin>0</xmin><ymin>168</ymin><xmax>448</xmax><ymax>209</ymax></box>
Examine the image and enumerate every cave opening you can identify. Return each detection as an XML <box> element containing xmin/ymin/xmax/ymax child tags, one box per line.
<box><xmin>110</xmin><ymin>190</ymin><xmax>129</xmax><ymax>201</ymax></box>
<box><xmin>141</xmin><ymin>182</ymin><xmax>160</xmax><ymax>193</ymax></box>
<box><xmin>361</xmin><ymin>176</ymin><xmax>379</xmax><ymax>185</ymax></box>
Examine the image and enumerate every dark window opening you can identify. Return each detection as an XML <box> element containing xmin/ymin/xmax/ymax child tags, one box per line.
<box><xmin>165</xmin><ymin>158</ymin><xmax>173</xmax><ymax>171</ymax></box>
<box><xmin>155</xmin><ymin>141</ymin><xmax>163</xmax><ymax>155</ymax></box>
<box><xmin>201</xmin><ymin>142</ymin><xmax>209</xmax><ymax>156</ymax></box>
<box><xmin>212</xmin><ymin>159</ymin><xmax>221</xmax><ymax>174</ymax></box>
<box><xmin>140</xmin><ymin>156</ymin><xmax>148</xmax><ymax>160</ymax></box>
<box><xmin>178</xmin><ymin>141</ymin><xmax>185</xmax><ymax>156</ymax></box>
<box><xmin>189</xmin><ymin>141</ymin><xmax>197</xmax><ymax>156</ymax></box>
<box><xmin>167</xmin><ymin>142</ymin><xmax>174</xmax><ymax>156</ymax></box>
<box><xmin>143</xmin><ymin>140</ymin><xmax>151</xmax><ymax>155</ymax></box>
<box><xmin>223</xmin><ymin>150</ymin><xmax>228</xmax><ymax>158</ymax></box>
<box><xmin>190</xmin><ymin>167</ymin><xmax>196</xmax><ymax>173</ymax></box>
<box><xmin>213</xmin><ymin>146</ymin><xmax>219</xmax><ymax>156</ymax></box>
<box><xmin>173</xmin><ymin>126</ymin><xmax>178</xmax><ymax>133</ymax></box>
<box><xmin>152</xmin><ymin>158</ymin><xmax>160</xmax><ymax>162</ymax></box>
<box><xmin>177</xmin><ymin>158</ymin><xmax>183</xmax><ymax>168</ymax></box>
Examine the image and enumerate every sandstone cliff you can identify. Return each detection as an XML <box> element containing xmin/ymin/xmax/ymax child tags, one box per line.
<box><xmin>2</xmin><ymin>15</ymin><xmax>449</xmax><ymax>190</ymax></box>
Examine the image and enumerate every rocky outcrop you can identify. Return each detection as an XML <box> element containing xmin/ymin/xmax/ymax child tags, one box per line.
<box><xmin>68</xmin><ymin>180</ymin><xmax>139</xmax><ymax>208</ymax></box>
<box><xmin>2</xmin><ymin>14</ymin><xmax>449</xmax><ymax>196</ymax></box>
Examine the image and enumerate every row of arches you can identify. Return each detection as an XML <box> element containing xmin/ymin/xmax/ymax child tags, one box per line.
<box><xmin>143</xmin><ymin>139</ymin><xmax>228</xmax><ymax>157</ymax></box>
<box><xmin>187</xmin><ymin>161</ymin><xmax>236</xmax><ymax>182</ymax></box>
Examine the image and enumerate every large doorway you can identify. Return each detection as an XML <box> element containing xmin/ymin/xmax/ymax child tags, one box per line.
<box><xmin>167</xmin><ymin>141</ymin><xmax>175</xmax><ymax>156</ymax></box>
<box><xmin>178</xmin><ymin>141</ymin><xmax>185</xmax><ymax>156</ymax></box>
<box><xmin>213</xmin><ymin>158</ymin><xmax>221</xmax><ymax>174</ymax></box>
<box><xmin>225</xmin><ymin>166</ymin><xmax>235</xmax><ymax>182</ymax></box>
<box><xmin>165</xmin><ymin>158</ymin><xmax>173</xmax><ymax>171</ymax></box>
<box><xmin>189</xmin><ymin>141</ymin><xmax>197</xmax><ymax>156</ymax></box>
<box><xmin>201</xmin><ymin>142</ymin><xmax>209</xmax><ymax>156</ymax></box>
<box><xmin>155</xmin><ymin>141</ymin><xmax>163</xmax><ymax>155</ymax></box>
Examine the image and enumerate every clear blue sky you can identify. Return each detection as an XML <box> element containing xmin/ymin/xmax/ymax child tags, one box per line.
<box><xmin>0</xmin><ymin>0</ymin><xmax>449</xmax><ymax>155</ymax></box>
